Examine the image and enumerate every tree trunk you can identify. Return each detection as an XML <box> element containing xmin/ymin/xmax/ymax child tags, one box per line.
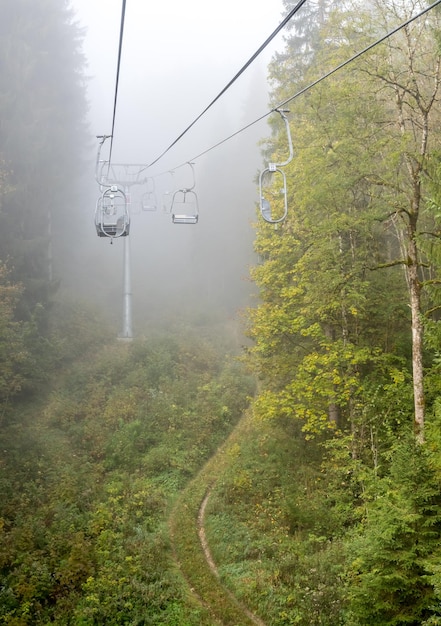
<box><xmin>407</xmin><ymin>232</ymin><xmax>425</xmax><ymax>443</ymax></box>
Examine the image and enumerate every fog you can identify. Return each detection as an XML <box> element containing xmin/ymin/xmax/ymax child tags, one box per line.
<box><xmin>66</xmin><ymin>0</ymin><xmax>285</xmax><ymax>337</ymax></box>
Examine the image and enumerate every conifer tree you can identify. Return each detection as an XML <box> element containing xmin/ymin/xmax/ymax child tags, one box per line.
<box><xmin>0</xmin><ymin>0</ymin><xmax>88</xmax><ymax>318</ymax></box>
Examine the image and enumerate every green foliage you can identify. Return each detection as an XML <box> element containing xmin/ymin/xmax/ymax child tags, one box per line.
<box><xmin>4</xmin><ymin>1</ymin><xmax>441</xmax><ymax>625</ymax></box>
<box><xmin>170</xmin><ymin>444</ymin><xmax>260</xmax><ymax>626</ymax></box>
<box><xmin>247</xmin><ymin>20</ymin><xmax>411</xmax><ymax>437</ymax></box>
<box><xmin>213</xmin><ymin>4</ymin><xmax>441</xmax><ymax>617</ymax></box>
<box><xmin>344</xmin><ymin>439</ymin><xmax>441</xmax><ymax>625</ymax></box>
<box><xmin>0</xmin><ymin>264</ymin><xmax>29</xmax><ymax>406</ymax></box>
<box><xmin>203</xmin><ymin>415</ymin><xmax>349</xmax><ymax>625</ymax></box>
<box><xmin>0</xmin><ymin>319</ymin><xmax>254</xmax><ymax>624</ymax></box>
<box><xmin>248</xmin><ymin>0</ymin><xmax>441</xmax><ymax>448</ymax></box>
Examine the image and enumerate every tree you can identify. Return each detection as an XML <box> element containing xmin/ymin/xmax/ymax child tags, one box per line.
<box><xmin>346</xmin><ymin>439</ymin><xmax>441</xmax><ymax>624</ymax></box>
<box><xmin>356</xmin><ymin>0</ymin><xmax>441</xmax><ymax>442</ymax></box>
<box><xmin>270</xmin><ymin>0</ymin><xmax>334</xmax><ymax>85</ymax></box>
<box><xmin>249</xmin><ymin>0</ymin><xmax>441</xmax><ymax>447</ymax></box>
<box><xmin>0</xmin><ymin>263</ymin><xmax>31</xmax><ymax>415</ymax></box>
<box><xmin>0</xmin><ymin>0</ymin><xmax>89</xmax><ymax>317</ymax></box>
<box><xmin>248</xmin><ymin>2</ymin><xmax>412</xmax><ymax>450</ymax></box>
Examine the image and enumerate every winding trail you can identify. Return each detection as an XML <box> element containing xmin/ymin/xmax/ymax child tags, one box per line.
<box><xmin>197</xmin><ymin>488</ymin><xmax>267</xmax><ymax>626</ymax></box>
<box><xmin>197</xmin><ymin>491</ymin><xmax>218</xmax><ymax>575</ymax></box>
<box><xmin>169</xmin><ymin>410</ymin><xmax>268</xmax><ymax>626</ymax></box>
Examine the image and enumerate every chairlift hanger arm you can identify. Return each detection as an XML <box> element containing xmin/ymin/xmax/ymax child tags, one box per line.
<box><xmin>95</xmin><ymin>135</ymin><xmax>111</xmax><ymax>186</ymax></box>
<box><xmin>271</xmin><ymin>109</ymin><xmax>293</xmax><ymax>168</ymax></box>
<box><xmin>181</xmin><ymin>161</ymin><xmax>196</xmax><ymax>192</ymax></box>
<box><xmin>258</xmin><ymin>110</ymin><xmax>293</xmax><ymax>225</ymax></box>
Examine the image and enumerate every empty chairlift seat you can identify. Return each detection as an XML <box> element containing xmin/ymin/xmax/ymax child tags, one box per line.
<box><xmin>141</xmin><ymin>178</ymin><xmax>157</xmax><ymax>211</ymax></box>
<box><xmin>141</xmin><ymin>191</ymin><xmax>157</xmax><ymax>212</ymax></box>
<box><xmin>258</xmin><ymin>109</ymin><xmax>293</xmax><ymax>224</ymax></box>
<box><xmin>259</xmin><ymin>167</ymin><xmax>288</xmax><ymax>224</ymax></box>
<box><xmin>171</xmin><ymin>189</ymin><xmax>199</xmax><ymax>224</ymax></box>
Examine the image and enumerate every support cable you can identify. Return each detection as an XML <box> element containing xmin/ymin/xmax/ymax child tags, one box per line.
<box><xmin>160</xmin><ymin>0</ymin><xmax>441</xmax><ymax>173</ymax></box>
<box><xmin>108</xmin><ymin>0</ymin><xmax>127</xmax><ymax>171</ymax></box>
<box><xmin>276</xmin><ymin>0</ymin><xmax>441</xmax><ymax>111</ymax></box>
<box><xmin>138</xmin><ymin>0</ymin><xmax>309</xmax><ymax>172</ymax></box>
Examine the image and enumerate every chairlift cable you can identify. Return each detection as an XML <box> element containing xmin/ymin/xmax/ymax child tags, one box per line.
<box><xmin>107</xmin><ymin>0</ymin><xmax>127</xmax><ymax>171</ymax></box>
<box><xmin>160</xmin><ymin>0</ymin><xmax>441</xmax><ymax>173</ymax></box>
<box><xmin>137</xmin><ymin>0</ymin><xmax>309</xmax><ymax>174</ymax></box>
<box><xmin>276</xmin><ymin>0</ymin><xmax>441</xmax><ymax>111</ymax></box>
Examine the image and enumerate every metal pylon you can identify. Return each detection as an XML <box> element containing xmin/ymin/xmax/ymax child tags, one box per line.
<box><xmin>118</xmin><ymin>232</ymin><xmax>133</xmax><ymax>341</ymax></box>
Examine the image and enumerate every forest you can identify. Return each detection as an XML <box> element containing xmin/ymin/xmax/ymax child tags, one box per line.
<box><xmin>2</xmin><ymin>0</ymin><xmax>441</xmax><ymax>624</ymax></box>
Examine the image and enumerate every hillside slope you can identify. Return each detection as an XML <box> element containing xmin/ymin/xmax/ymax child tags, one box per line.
<box><xmin>0</xmin><ymin>329</ymin><xmax>255</xmax><ymax>625</ymax></box>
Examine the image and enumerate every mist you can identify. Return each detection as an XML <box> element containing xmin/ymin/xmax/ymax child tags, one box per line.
<box><xmin>62</xmin><ymin>0</ymin><xmax>285</xmax><ymax>338</ymax></box>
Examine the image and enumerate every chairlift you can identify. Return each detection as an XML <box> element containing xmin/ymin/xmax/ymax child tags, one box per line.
<box><xmin>162</xmin><ymin>171</ymin><xmax>175</xmax><ymax>213</ymax></box>
<box><xmin>171</xmin><ymin>162</ymin><xmax>199</xmax><ymax>225</ymax></box>
<box><xmin>259</xmin><ymin>167</ymin><xmax>288</xmax><ymax>224</ymax></box>
<box><xmin>171</xmin><ymin>189</ymin><xmax>199</xmax><ymax>224</ymax></box>
<box><xmin>163</xmin><ymin>191</ymin><xmax>173</xmax><ymax>213</ymax></box>
<box><xmin>95</xmin><ymin>135</ymin><xmax>111</xmax><ymax>187</ymax></box>
<box><xmin>259</xmin><ymin>109</ymin><xmax>293</xmax><ymax>224</ymax></box>
<box><xmin>141</xmin><ymin>191</ymin><xmax>157</xmax><ymax>211</ymax></box>
<box><xmin>95</xmin><ymin>185</ymin><xmax>130</xmax><ymax>240</ymax></box>
<box><xmin>141</xmin><ymin>178</ymin><xmax>157</xmax><ymax>211</ymax></box>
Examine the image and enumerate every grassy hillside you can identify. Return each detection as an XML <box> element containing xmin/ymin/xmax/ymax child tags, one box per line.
<box><xmin>3</xmin><ymin>307</ymin><xmax>441</xmax><ymax>625</ymax></box>
<box><xmin>0</xmin><ymin>319</ymin><xmax>255</xmax><ymax>625</ymax></box>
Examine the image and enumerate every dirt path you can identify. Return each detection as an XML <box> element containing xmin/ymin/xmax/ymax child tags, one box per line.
<box><xmin>168</xmin><ymin>505</ymin><xmax>225</xmax><ymax>626</ymax></box>
<box><xmin>197</xmin><ymin>491</ymin><xmax>219</xmax><ymax>575</ymax></box>
<box><xmin>169</xmin><ymin>410</ymin><xmax>268</xmax><ymax>626</ymax></box>
<box><xmin>197</xmin><ymin>488</ymin><xmax>267</xmax><ymax>626</ymax></box>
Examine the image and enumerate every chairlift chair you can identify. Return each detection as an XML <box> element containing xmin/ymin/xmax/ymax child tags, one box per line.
<box><xmin>141</xmin><ymin>178</ymin><xmax>157</xmax><ymax>211</ymax></box>
<box><xmin>95</xmin><ymin>185</ymin><xmax>130</xmax><ymax>239</ymax></box>
<box><xmin>170</xmin><ymin>162</ymin><xmax>199</xmax><ymax>224</ymax></box>
<box><xmin>141</xmin><ymin>191</ymin><xmax>157</xmax><ymax>211</ymax></box>
<box><xmin>258</xmin><ymin>109</ymin><xmax>293</xmax><ymax>224</ymax></box>
<box><xmin>171</xmin><ymin>188</ymin><xmax>199</xmax><ymax>224</ymax></box>
<box><xmin>259</xmin><ymin>167</ymin><xmax>288</xmax><ymax>224</ymax></box>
